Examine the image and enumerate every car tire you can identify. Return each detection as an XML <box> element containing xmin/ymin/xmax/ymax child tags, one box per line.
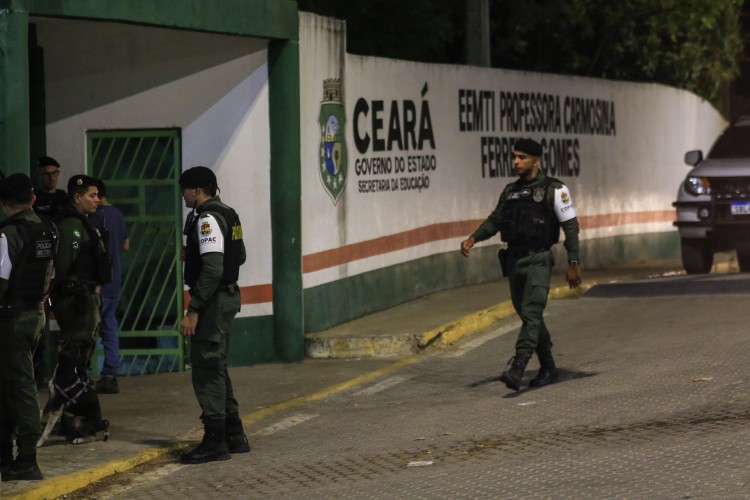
<box><xmin>737</xmin><ymin>249</ymin><xmax>750</xmax><ymax>272</ymax></box>
<box><xmin>681</xmin><ymin>239</ymin><xmax>713</xmax><ymax>274</ymax></box>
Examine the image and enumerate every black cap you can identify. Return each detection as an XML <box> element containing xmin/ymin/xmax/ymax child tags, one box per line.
<box><xmin>179</xmin><ymin>166</ymin><xmax>216</xmax><ymax>189</ymax></box>
<box><xmin>67</xmin><ymin>174</ymin><xmax>98</xmax><ymax>194</ymax></box>
<box><xmin>93</xmin><ymin>178</ymin><xmax>107</xmax><ymax>198</ymax></box>
<box><xmin>36</xmin><ymin>156</ymin><xmax>61</xmax><ymax>168</ymax></box>
<box><xmin>0</xmin><ymin>173</ymin><xmax>34</xmax><ymax>200</ymax></box>
<box><xmin>513</xmin><ymin>138</ymin><xmax>543</xmax><ymax>157</ymax></box>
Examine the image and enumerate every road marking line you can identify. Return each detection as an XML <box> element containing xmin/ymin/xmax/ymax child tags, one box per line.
<box><xmin>253</xmin><ymin>413</ymin><xmax>319</xmax><ymax>436</ymax></box>
<box><xmin>354</xmin><ymin>375</ymin><xmax>412</xmax><ymax>396</ymax></box>
<box><xmin>444</xmin><ymin>321</ymin><xmax>521</xmax><ymax>357</ymax></box>
<box><xmin>101</xmin><ymin>463</ymin><xmax>185</xmax><ymax>496</ymax></box>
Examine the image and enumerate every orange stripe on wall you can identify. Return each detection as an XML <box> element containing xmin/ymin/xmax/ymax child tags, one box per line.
<box><xmin>578</xmin><ymin>210</ymin><xmax>675</xmax><ymax>229</ymax></box>
<box><xmin>302</xmin><ymin>210</ymin><xmax>676</xmax><ymax>273</ymax></box>
<box><xmin>212</xmin><ymin>210</ymin><xmax>677</xmax><ymax>305</ymax></box>
<box><xmin>302</xmin><ymin>220</ymin><xmax>481</xmax><ymax>273</ymax></box>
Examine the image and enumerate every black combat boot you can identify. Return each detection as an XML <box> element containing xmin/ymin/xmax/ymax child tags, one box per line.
<box><xmin>499</xmin><ymin>355</ymin><xmax>530</xmax><ymax>391</ymax></box>
<box><xmin>0</xmin><ymin>427</ymin><xmax>14</xmax><ymax>474</ymax></box>
<box><xmin>225</xmin><ymin>415</ymin><xmax>251</xmax><ymax>454</ymax></box>
<box><xmin>529</xmin><ymin>349</ymin><xmax>559</xmax><ymax>388</ymax></box>
<box><xmin>180</xmin><ymin>421</ymin><xmax>231</xmax><ymax>464</ymax></box>
<box><xmin>2</xmin><ymin>436</ymin><xmax>43</xmax><ymax>482</ymax></box>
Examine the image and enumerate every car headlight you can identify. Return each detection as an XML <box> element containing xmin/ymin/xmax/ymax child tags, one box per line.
<box><xmin>684</xmin><ymin>176</ymin><xmax>711</xmax><ymax>196</ymax></box>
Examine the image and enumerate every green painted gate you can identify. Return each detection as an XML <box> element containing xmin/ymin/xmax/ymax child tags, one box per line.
<box><xmin>88</xmin><ymin>129</ymin><xmax>185</xmax><ymax>376</ymax></box>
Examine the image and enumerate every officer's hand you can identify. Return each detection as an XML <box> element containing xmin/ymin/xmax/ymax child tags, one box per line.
<box><xmin>566</xmin><ymin>265</ymin><xmax>582</xmax><ymax>289</ymax></box>
<box><xmin>460</xmin><ymin>237</ymin><xmax>475</xmax><ymax>257</ymax></box>
<box><xmin>180</xmin><ymin>245</ymin><xmax>186</xmax><ymax>262</ymax></box>
<box><xmin>180</xmin><ymin>311</ymin><xmax>199</xmax><ymax>336</ymax></box>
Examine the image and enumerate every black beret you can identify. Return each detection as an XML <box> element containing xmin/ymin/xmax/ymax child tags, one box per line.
<box><xmin>513</xmin><ymin>138</ymin><xmax>543</xmax><ymax>157</ymax></box>
<box><xmin>179</xmin><ymin>166</ymin><xmax>216</xmax><ymax>189</ymax></box>
<box><xmin>0</xmin><ymin>173</ymin><xmax>34</xmax><ymax>199</ymax></box>
<box><xmin>36</xmin><ymin>156</ymin><xmax>61</xmax><ymax>168</ymax></box>
<box><xmin>67</xmin><ymin>174</ymin><xmax>98</xmax><ymax>194</ymax></box>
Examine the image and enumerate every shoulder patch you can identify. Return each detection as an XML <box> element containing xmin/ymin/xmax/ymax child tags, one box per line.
<box><xmin>196</xmin><ymin>213</ymin><xmax>225</xmax><ymax>255</ymax></box>
<box><xmin>0</xmin><ymin>234</ymin><xmax>10</xmax><ymax>280</ymax></box>
<box><xmin>553</xmin><ymin>185</ymin><xmax>576</xmax><ymax>222</ymax></box>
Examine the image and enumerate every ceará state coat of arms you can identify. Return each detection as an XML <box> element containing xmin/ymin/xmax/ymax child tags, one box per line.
<box><xmin>318</xmin><ymin>78</ymin><xmax>348</xmax><ymax>204</ymax></box>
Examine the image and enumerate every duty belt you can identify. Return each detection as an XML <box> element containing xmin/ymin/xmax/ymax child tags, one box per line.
<box><xmin>188</xmin><ymin>283</ymin><xmax>238</xmax><ymax>297</ymax></box>
<box><xmin>507</xmin><ymin>245</ymin><xmax>549</xmax><ymax>258</ymax></box>
<box><xmin>57</xmin><ymin>280</ymin><xmax>101</xmax><ymax>296</ymax></box>
<box><xmin>0</xmin><ymin>299</ymin><xmax>44</xmax><ymax>317</ymax></box>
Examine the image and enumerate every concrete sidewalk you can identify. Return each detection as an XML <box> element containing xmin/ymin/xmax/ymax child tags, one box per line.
<box><xmin>3</xmin><ymin>257</ymin><xmax>724</xmax><ymax>499</ymax></box>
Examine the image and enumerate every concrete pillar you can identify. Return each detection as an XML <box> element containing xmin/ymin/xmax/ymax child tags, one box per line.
<box><xmin>269</xmin><ymin>38</ymin><xmax>304</xmax><ymax>361</ymax></box>
<box><xmin>465</xmin><ymin>0</ymin><xmax>490</xmax><ymax>67</ymax></box>
<box><xmin>0</xmin><ymin>8</ymin><xmax>30</xmax><ymax>174</ymax></box>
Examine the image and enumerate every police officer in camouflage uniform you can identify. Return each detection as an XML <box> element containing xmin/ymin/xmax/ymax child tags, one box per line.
<box><xmin>178</xmin><ymin>166</ymin><xmax>249</xmax><ymax>464</ymax></box>
<box><xmin>461</xmin><ymin>138</ymin><xmax>581</xmax><ymax>391</ymax></box>
<box><xmin>46</xmin><ymin>175</ymin><xmax>111</xmax><ymax>439</ymax></box>
<box><xmin>0</xmin><ymin>173</ymin><xmax>56</xmax><ymax>481</ymax></box>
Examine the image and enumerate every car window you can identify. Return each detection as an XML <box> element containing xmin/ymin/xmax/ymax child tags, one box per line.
<box><xmin>708</xmin><ymin>125</ymin><xmax>750</xmax><ymax>159</ymax></box>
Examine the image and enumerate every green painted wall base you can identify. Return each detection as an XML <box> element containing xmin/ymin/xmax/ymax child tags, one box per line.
<box><xmin>228</xmin><ymin>315</ymin><xmax>275</xmax><ymax>366</ymax></box>
<box><xmin>304</xmin><ymin>231</ymin><xmax>681</xmax><ymax>333</ymax></box>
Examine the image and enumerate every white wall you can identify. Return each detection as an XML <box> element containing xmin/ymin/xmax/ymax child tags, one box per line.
<box><xmin>35</xmin><ymin>18</ymin><xmax>273</xmax><ymax>317</ymax></box>
<box><xmin>300</xmin><ymin>12</ymin><xmax>725</xmax><ymax>289</ymax></box>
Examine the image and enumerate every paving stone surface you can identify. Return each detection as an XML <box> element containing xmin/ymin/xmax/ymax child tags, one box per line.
<box><xmin>62</xmin><ymin>272</ymin><xmax>750</xmax><ymax>499</ymax></box>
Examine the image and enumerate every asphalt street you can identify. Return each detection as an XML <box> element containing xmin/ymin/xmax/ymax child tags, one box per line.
<box><xmin>60</xmin><ymin>270</ymin><xmax>750</xmax><ymax>499</ymax></box>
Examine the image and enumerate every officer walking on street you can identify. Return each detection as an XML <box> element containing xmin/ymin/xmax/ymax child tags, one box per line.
<box><xmin>178</xmin><ymin>166</ymin><xmax>250</xmax><ymax>464</ymax></box>
<box><xmin>461</xmin><ymin>138</ymin><xmax>581</xmax><ymax>391</ymax></box>
<box><xmin>0</xmin><ymin>173</ymin><xmax>56</xmax><ymax>481</ymax></box>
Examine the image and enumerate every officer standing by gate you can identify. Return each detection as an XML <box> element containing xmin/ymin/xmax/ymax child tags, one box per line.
<box><xmin>46</xmin><ymin>175</ymin><xmax>111</xmax><ymax>441</ymax></box>
<box><xmin>461</xmin><ymin>138</ymin><xmax>582</xmax><ymax>391</ymax></box>
<box><xmin>0</xmin><ymin>173</ymin><xmax>56</xmax><ymax>481</ymax></box>
<box><xmin>178</xmin><ymin>166</ymin><xmax>250</xmax><ymax>464</ymax></box>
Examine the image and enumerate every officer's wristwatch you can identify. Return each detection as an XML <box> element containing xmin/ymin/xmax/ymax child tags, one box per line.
<box><xmin>568</xmin><ymin>260</ymin><xmax>579</xmax><ymax>267</ymax></box>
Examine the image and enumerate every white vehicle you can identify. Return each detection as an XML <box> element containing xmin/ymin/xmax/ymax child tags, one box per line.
<box><xmin>673</xmin><ymin>116</ymin><xmax>750</xmax><ymax>274</ymax></box>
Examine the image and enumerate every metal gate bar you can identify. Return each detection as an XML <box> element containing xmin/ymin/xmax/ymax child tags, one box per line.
<box><xmin>87</xmin><ymin>129</ymin><xmax>184</xmax><ymax>377</ymax></box>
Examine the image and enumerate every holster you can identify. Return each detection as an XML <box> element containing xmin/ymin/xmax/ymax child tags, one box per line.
<box><xmin>498</xmin><ymin>248</ymin><xmax>509</xmax><ymax>278</ymax></box>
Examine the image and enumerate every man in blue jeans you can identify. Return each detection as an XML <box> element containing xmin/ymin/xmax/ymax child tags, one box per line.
<box><xmin>90</xmin><ymin>179</ymin><xmax>129</xmax><ymax>394</ymax></box>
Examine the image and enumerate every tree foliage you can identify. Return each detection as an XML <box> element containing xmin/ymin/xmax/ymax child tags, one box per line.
<box><xmin>490</xmin><ymin>0</ymin><xmax>745</xmax><ymax>108</ymax></box>
<box><xmin>297</xmin><ymin>0</ymin><xmax>465</xmax><ymax>64</ymax></box>
<box><xmin>297</xmin><ymin>0</ymin><xmax>745</xmax><ymax>108</ymax></box>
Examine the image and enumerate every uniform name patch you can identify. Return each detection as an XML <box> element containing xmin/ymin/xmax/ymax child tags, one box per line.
<box><xmin>36</xmin><ymin>239</ymin><xmax>53</xmax><ymax>259</ymax></box>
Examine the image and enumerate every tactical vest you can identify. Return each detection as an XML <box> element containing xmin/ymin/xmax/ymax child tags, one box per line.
<box><xmin>56</xmin><ymin>209</ymin><xmax>113</xmax><ymax>285</ymax></box>
<box><xmin>0</xmin><ymin>216</ymin><xmax>57</xmax><ymax>304</ymax></box>
<box><xmin>184</xmin><ymin>202</ymin><xmax>243</xmax><ymax>289</ymax></box>
<box><xmin>499</xmin><ymin>176</ymin><xmax>561</xmax><ymax>249</ymax></box>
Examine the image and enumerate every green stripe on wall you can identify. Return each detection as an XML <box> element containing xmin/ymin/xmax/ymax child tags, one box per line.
<box><xmin>228</xmin><ymin>315</ymin><xmax>275</xmax><ymax>366</ymax></box>
<box><xmin>304</xmin><ymin>231</ymin><xmax>681</xmax><ymax>332</ymax></box>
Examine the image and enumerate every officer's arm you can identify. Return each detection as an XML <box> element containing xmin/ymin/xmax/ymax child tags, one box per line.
<box><xmin>0</xmin><ymin>226</ymin><xmax>25</xmax><ymax>300</ymax></box>
<box><xmin>187</xmin><ymin>252</ymin><xmax>223</xmax><ymax>313</ymax></box>
<box><xmin>53</xmin><ymin>218</ymin><xmax>82</xmax><ymax>286</ymax></box>
<box><xmin>550</xmin><ymin>182</ymin><xmax>582</xmax><ymax>288</ymax></box>
<box><xmin>560</xmin><ymin>218</ymin><xmax>580</xmax><ymax>262</ymax></box>
<box><xmin>186</xmin><ymin>212</ymin><xmax>226</xmax><ymax>313</ymax></box>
